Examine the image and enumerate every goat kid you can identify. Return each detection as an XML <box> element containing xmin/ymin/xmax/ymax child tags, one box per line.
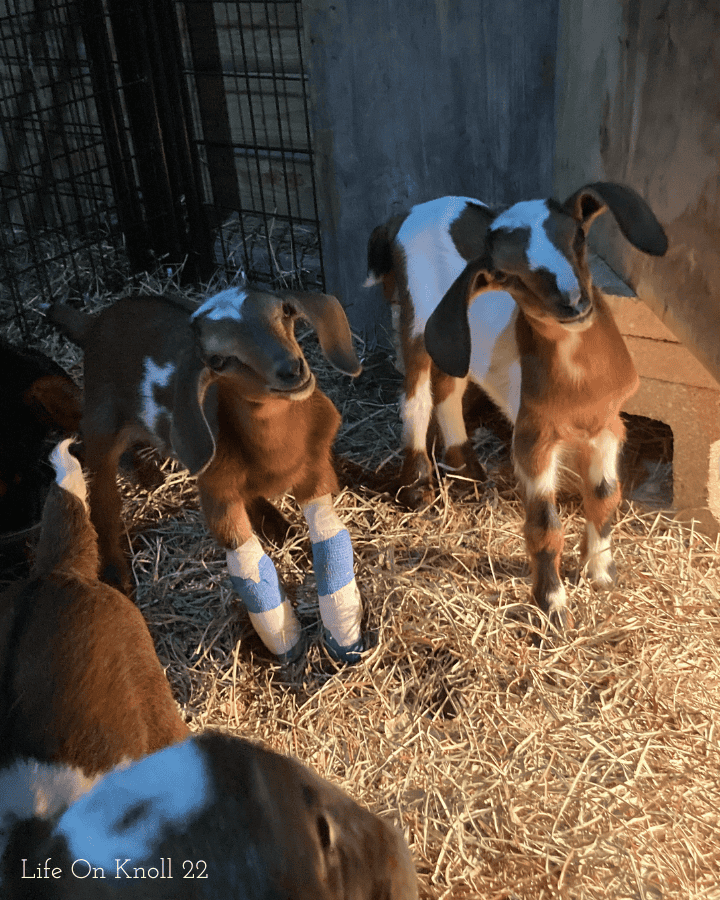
<box><xmin>0</xmin><ymin>439</ymin><xmax>190</xmax><ymax>776</ymax></box>
<box><xmin>51</xmin><ymin>289</ymin><xmax>365</xmax><ymax>663</ymax></box>
<box><xmin>1</xmin><ymin>731</ymin><xmax>419</xmax><ymax>900</ymax></box>
<box><xmin>367</xmin><ymin>182</ymin><xmax>668</xmax><ymax>629</ymax></box>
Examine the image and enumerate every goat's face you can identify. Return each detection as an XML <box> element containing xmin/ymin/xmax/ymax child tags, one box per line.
<box><xmin>191</xmin><ymin>288</ymin><xmax>361</xmax><ymax>402</ymax></box>
<box><xmin>424</xmin><ymin>182</ymin><xmax>668</xmax><ymax>378</ymax></box>
<box><xmin>486</xmin><ymin>199</ymin><xmax>596</xmax><ymax>331</ymax></box>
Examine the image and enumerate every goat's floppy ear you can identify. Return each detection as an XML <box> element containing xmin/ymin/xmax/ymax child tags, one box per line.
<box><xmin>169</xmin><ymin>349</ymin><xmax>218</xmax><ymax>476</ymax></box>
<box><xmin>280</xmin><ymin>292</ymin><xmax>362</xmax><ymax>376</ymax></box>
<box><xmin>425</xmin><ymin>259</ymin><xmax>493</xmax><ymax>379</ymax></box>
<box><xmin>563</xmin><ymin>182</ymin><xmax>668</xmax><ymax>256</ymax></box>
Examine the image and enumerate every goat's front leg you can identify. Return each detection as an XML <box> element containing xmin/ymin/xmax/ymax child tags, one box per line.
<box><xmin>199</xmin><ymin>482</ymin><xmax>303</xmax><ymax>661</ymax></box>
<box><xmin>84</xmin><ymin>433</ymin><xmax>131</xmax><ymax>592</ymax></box>
<box><xmin>296</xmin><ymin>492</ymin><xmax>364</xmax><ymax>664</ymax></box>
<box><xmin>513</xmin><ymin>425</ymin><xmax>572</xmax><ymax>632</ymax></box>
<box><xmin>398</xmin><ymin>348</ymin><xmax>435</xmax><ymax>507</ymax></box>
<box><xmin>577</xmin><ymin>425</ymin><xmax>624</xmax><ymax>588</ymax></box>
<box><xmin>432</xmin><ymin>369</ymin><xmax>486</xmax><ymax>482</ymax></box>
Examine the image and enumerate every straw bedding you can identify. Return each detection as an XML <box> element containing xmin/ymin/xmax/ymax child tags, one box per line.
<box><xmin>4</xmin><ymin>257</ymin><xmax>720</xmax><ymax>900</ymax></box>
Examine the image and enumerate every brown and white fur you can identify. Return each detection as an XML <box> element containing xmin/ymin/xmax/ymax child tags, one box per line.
<box><xmin>0</xmin><ymin>440</ymin><xmax>189</xmax><ymax>777</ymax></box>
<box><xmin>367</xmin><ymin>183</ymin><xmax>668</xmax><ymax>629</ymax></box>
<box><xmin>1</xmin><ymin>731</ymin><xmax>418</xmax><ymax>899</ymax></box>
<box><xmin>50</xmin><ymin>289</ymin><xmax>364</xmax><ymax>661</ymax></box>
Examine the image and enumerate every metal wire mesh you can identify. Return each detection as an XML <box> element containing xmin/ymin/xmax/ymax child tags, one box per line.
<box><xmin>0</xmin><ymin>0</ymin><xmax>325</xmax><ymax>338</ymax></box>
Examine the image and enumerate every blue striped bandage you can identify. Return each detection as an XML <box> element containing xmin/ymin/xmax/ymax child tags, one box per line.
<box><xmin>302</xmin><ymin>495</ymin><xmax>364</xmax><ymax>663</ymax></box>
<box><xmin>226</xmin><ymin>536</ymin><xmax>303</xmax><ymax>661</ymax></box>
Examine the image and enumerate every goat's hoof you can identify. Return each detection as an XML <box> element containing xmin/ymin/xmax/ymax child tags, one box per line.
<box><xmin>323</xmin><ymin>628</ymin><xmax>365</xmax><ymax>665</ymax></box>
<box><xmin>590</xmin><ymin>560</ymin><xmax>617</xmax><ymax>589</ymax></box>
<box><xmin>546</xmin><ymin>605</ymin><xmax>574</xmax><ymax>634</ymax></box>
<box><xmin>276</xmin><ymin>634</ymin><xmax>307</xmax><ymax>665</ymax></box>
<box><xmin>443</xmin><ymin>444</ymin><xmax>487</xmax><ymax>483</ymax></box>
<box><xmin>395</xmin><ymin>481</ymin><xmax>434</xmax><ymax>509</ymax></box>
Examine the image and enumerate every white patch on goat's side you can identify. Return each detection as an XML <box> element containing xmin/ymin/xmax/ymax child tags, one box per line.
<box><xmin>363</xmin><ymin>273</ymin><xmax>382</xmax><ymax>288</ymax></box>
<box><xmin>50</xmin><ymin>439</ymin><xmax>88</xmax><ymax>509</ymax></box>
<box><xmin>57</xmin><ymin>739</ymin><xmax>211</xmax><ymax>872</ymax></box>
<box><xmin>398</xmin><ymin>196</ymin><xmax>485</xmax><ymax>341</ymax></box>
<box><xmin>585</xmin><ymin>522</ymin><xmax>614</xmax><ymax>586</ymax></box>
<box><xmin>139</xmin><ymin>358</ymin><xmax>175</xmax><ymax>435</ymax></box>
<box><xmin>492</xmin><ymin>200</ymin><xmax>581</xmax><ymax>299</ymax></box>
<box><xmin>191</xmin><ymin>287</ymin><xmax>248</xmax><ymax>322</ymax></box>
<box><xmin>0</xmin><ymin>760</ymin><xmax>99</xmax><ymax>862</ymax></box>
<box><xmin>588</xmin><ymin>429</ymin><xmax>619</xmax><ymax>488</ymax></box>
<box><xmin>401</xmin><ymin>378</ymin><xmax>433</xmax><ymax>451</ymax></box>
<box><xmin>514</xmin><ymin>445</ymin><xmax>560</xmax><ymax>500</ymax></box>
<box><xmin>435</xmin><ymin>379</ymin><xmax>468</xmax><ymax>450</ymax></box>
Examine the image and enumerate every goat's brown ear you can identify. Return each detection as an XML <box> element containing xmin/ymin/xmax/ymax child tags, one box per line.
<box><xmin>564</xmin><ymin>182</ymin><xmax>669</xmax><ymax>256</ymax></box>
<box><xmin>170</xmin><ymin>349</ymin><xmax>218</xmax><ymax>476</ymax></box>
<box><xmin>281</xmin><ymin>292</ymin><xmax>362</xmax><ymax>376</ymax></box>
<box><xmin>424</xmin><ymin>259</ymin><xmax>492</xmax><ymax>379</ymax></box>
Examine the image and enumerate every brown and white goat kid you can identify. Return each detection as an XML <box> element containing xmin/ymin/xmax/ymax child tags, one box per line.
<box><xmin>1</xmin><ymin>731</ymin><xmax>418</xmax><ymax>900</ymax></box>
<box><xmin>0</xmin><ymin>440</ymin><xmax>189</xmax><ymax>777</ymax></box>
<box><xmin>51</xmin><ymin>289</ymin><xmax>365</xmax><ymax>663</ymax></box>
<box><xmin>367</xmin><ymin>183</ymin><xmax>668</xmax><ymax>629</ymax></box>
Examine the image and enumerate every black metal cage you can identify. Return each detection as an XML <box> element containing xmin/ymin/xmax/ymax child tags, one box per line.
<box><xmin>0</xmin><ymin>0</ymin><xmax>324</xmax><ymax>337</ymax></box>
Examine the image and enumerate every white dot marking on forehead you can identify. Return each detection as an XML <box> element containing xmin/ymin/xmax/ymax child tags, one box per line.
<box><xmin>492</xmin><ymin>199</ymin><xmax>580</xmax><ymax>297</ymax></box>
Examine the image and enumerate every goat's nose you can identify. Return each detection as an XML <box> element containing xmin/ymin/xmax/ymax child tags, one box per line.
<box><xmin>276</xmin><ymin>357</ymin><xmax>306</xmax><ymax>384</ymax></box>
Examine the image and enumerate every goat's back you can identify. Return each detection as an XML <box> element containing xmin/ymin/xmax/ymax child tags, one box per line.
<box><xmin>0</xmin><ymin>557</ymin><xmax>189</xmax><ymax>776</ymax></box>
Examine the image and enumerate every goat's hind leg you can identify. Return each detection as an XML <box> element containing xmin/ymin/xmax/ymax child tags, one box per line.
<box><xmin>514</xmin><ymin>433</ymin><xmax>572</xmax><ymax>632</ymax></box>
<box><xmin>84</xmin><ymin>432</ymin><xmax>132</xmax><ymax>592</ymax></box>
<box><xmin>397</xmin><ymin>350</ymin><xmax>435</xmax><ymax>508</ymax></box>
<box><xmin>200</xmin><ymin>484</ymin><xmax>303</xmax><ymax>661</ymax></box>
<box><xmin>577</xmin><ymin>426</ymin><xmax>623</xmax><ymax>588</ymax></box>
<box><xmin>432</xmin><ymin>369</ymin><xmax>486</xmax><ymax>484</ymax></box>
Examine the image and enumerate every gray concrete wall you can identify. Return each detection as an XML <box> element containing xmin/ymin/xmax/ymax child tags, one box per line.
<box><xmin>554</xmin><ymin>0</ymin><xmax>720</xmax><ymax>384</ymax></box>
<box><xmin>302</xmin><ymin>0</ymin><xmax>559</xmax><ymax>341</ymax></box>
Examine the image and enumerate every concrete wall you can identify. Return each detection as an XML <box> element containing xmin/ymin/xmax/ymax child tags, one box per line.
<box><xmin>302</xmin><ymin>0</ymin><xmax>559</xmax><ymax>341</ymax></box>
<box><xmin>554</xmin><ymin>0</ymin><xmax>720</xmax><ymax>385</ymax></box>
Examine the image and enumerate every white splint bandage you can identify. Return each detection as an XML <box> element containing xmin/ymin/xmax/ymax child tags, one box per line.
<box><xmin>301</xmin><ymin>495</ymin><xmax>363</xmax><ymax>661</ymax></box>
<box><xmin>227</xmin><ymin>536</ymin><xmax>302</xmax><ymax>660</ymax></box>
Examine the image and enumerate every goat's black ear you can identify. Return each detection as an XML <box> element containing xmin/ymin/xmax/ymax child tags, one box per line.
<box><xmin>425</xmin><ymin>259</ymin><xmax>492</xmax><ymax>379</ymax></box>
<box><xmin>564</xmin><ymin>182</ymin><xmax>669</xmax><ymax>256</ymax></box>
<box><xmin>282</xmin><ymin>292</ymin><xmax>362</xmax><ymax>377</ymax></box>
<box><xmin>170</xmin><ymin>349</ymin><xmax>218</xmax><ymax>476</ymax></box>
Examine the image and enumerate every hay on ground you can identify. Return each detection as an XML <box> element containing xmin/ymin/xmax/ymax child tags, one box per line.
<box><xmin>4</xmin><ymin>258</ymin><xmax>720</xmax><ymax>900</ymax></box>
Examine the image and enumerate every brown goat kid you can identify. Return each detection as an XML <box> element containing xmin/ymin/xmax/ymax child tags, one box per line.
<box><xmin>51</xmin><ymin>289</ymin><xmax>366</xmax><ymax>663</ymax></box>
<box><xmin>368</xmin><ymin>183</ymin><xmax>668</xmax><ymax>630</ymax></box>
<box><xmin>0</xmin><ymin>440</ymin><xmax>189</xmax><ymax>777</ymax></box>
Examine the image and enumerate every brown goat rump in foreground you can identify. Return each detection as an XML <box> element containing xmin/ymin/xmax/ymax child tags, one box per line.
<box><xmin>0</xmin><ymin>440</ymin><xmax>189</xmax><ymax>776</ymax></box>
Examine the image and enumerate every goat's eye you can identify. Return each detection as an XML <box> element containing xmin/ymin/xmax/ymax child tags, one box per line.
<box><xmin>493</xmin><ymin>272</ymin><xmax>510</xmax><ymax>286</ymax></box>
<box><xmin>207</xmin><ymin>355</ymin><xmax>230</xmax><ymax>372</ymax></box>
<box><xmin>281</xmin><ymin>302</ymin><xmax>295</xmax><ymax>319</ymax></box>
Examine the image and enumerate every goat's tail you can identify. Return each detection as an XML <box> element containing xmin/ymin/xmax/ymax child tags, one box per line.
<box><xmin>364</xmin><ymin>215</ymin><xmax>405</xmax><ymax>286</ymax></box>
<box><xmin>47</xmin><ymin>302</ymin><xmax>93</xmax><ymax>347</ymax></box>
<box><xmin>31</xmin><ymin>440</ymin><xmax>99</xmax><ymax>579</ymax></box>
